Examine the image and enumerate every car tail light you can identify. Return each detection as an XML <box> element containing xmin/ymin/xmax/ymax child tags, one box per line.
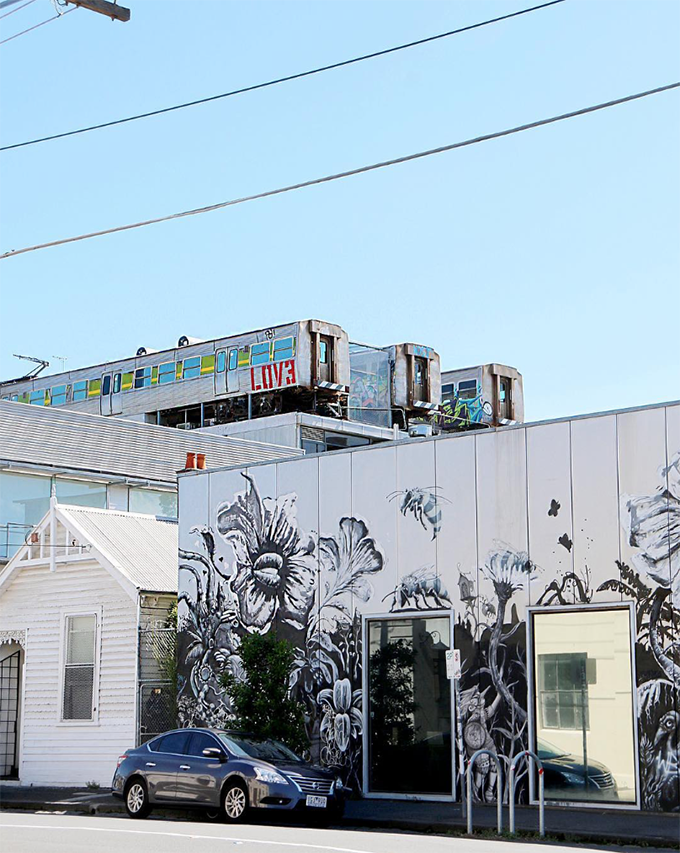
<box><xmin>116</xmin><ymin>754</ymin><xmax>128</xmax><ymax>768</ymax></box>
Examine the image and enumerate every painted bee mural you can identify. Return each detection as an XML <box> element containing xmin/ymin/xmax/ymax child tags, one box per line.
<box><xmin>383</xmin><ymin>566</ymin><xmax>452</xmax><ymax>611</ymax></box>
<box><xmin>386</xmin><ymin>486</ymin><xmax>450</xmax><ymax>539</ymax></box>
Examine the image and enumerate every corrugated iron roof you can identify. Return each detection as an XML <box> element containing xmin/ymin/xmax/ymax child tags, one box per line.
<box><xmin>60</xmin><ymin>504</ymin><xmax>178</xmax><ymax>593</ymax></box>
<box><xmin>0</xmin><ymin>400</ymin><xmax>301</xmax><ymax>483</ymax></box>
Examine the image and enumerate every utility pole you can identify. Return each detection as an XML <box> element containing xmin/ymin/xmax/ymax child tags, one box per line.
<box><xmin>65</xmin><ymin>0</ymin><xmax>130</xmax><ymax>22</ymax></box>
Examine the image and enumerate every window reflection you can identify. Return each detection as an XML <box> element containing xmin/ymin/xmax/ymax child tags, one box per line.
<box><xmin>129</xmin><ymin>488</ymin><xmax>178</xmax><ymax>518</ymax></box>
<box><xmin>531</xmin><ymin>608</ymin><xmax>636</xmax><ymax>804</ymax></box>
<box><xmin>368</xmin><ymin>616</ymin><xmax>451</xmax><ymax>795</ymax></box>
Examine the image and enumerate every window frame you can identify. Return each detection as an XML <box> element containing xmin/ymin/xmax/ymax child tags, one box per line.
<box><xmin>182</xmin><ymin>356</ymin><xmax>201</xmax><ymax>380</ymax></box>
<box><xmin>57</xmin><ymin>606</ymin><xmax>102</xmax><ymax>726</ymax></box>
<box><xmin>457</xmin><ymin>379</ymin><xmax>479</xmax><ymax>401</ymax></box>
<box><xmin>526</xmin><ymin>601</ymin><xmax>640</xmax><ymax>810</ymax></box>
<box><xmin>361</xmin><ymin>608</ymin><xmax>456</xmax><ymax>802</ymax></box>
<box><xmin>250</xmin><ymin>342</ymin><xmax>271</xmax><ymax>366</ymax></box>
<box><xmin>157</xmin><ymin>362</ymin><xmax>176</xmax><ymax>385</ymax></box>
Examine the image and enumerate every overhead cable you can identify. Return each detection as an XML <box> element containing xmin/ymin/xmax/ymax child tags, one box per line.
<box><xmin>1</xmin><ymin>81</ymin><xmax>677</xmax><ymax>261</ymax></box>
<box><xmin>0</xmin><ymin>0</ymin><xmax>566</xmax><ymax>151</ymax></box>
<box><xmin>0</xmin><ymin>0</ymin><xmax>38</xmax><ymax>20</ymax></box>
<box><xmin>0</xmin><ymin>4</ymin><xmax>75</xmax><ymax>45</ymax></box>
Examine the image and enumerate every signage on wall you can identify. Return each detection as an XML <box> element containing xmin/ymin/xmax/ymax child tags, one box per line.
<box><xmin>250</xmin><ymin>359</ymin><xmax>297</xmax><ymax>393</ymax></box>
<box><xmin>446</xmin><ymin>649</ymin><xmax>461</xmax><ymax>680</ymax></box>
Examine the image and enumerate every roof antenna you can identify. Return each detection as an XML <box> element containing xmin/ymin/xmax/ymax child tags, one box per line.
<box><xmin>13</xmin><ymin>354</ymin><xmax>49</xmax><ymax>379</ymax></box>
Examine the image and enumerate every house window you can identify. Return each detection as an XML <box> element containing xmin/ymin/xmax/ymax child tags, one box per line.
<box><xmin>62</xmin><ymin>614</ymin><xmax>97</xmax><ymax>721</ymax></box>
<box><xmin>538</xmin><ymin>653</ymin><xmax>589</xmax><ymax>730</ymax></box>
<box><xmin>530</xmin><ymin>606</ymin><xmax>637</xmax><ymax>804</ymax></box>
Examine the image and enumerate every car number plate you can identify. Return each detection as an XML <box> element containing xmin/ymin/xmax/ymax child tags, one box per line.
<box><xmin>306</xmin><ymin>795</ymin><xmax>327</xmax><ymax>808</ymax></box>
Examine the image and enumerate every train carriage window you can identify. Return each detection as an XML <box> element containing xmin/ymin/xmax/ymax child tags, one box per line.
<box><xmin>200</xmin><ymin>355</ymin><xmax>215</xmax><ymax>375</ymax></box>
<box><xmin>121</xmin><ymin>372</ymin><xmax>134</xmax><ymax>391</ymax></box>
<box><xmin>273</xmin><ymin>337</ymin><xmax>295</xmax><ymax>361</ymax></box>
<box><xmin>250</xmin><ymin>342</ymin><xmax>271</xmax><ymax>366</ymax></box>
<box><xmin>51</xmin><ymin>385</ymin><xmax>67</xmax><ymax>406</ymax></box>
<box><xmin>228</xmin><ymin>349</ymin><xmax>238</xmax><ymax>370</ymax></box>
<box><xmin>113</xmin><ymin>374</ymin><xmax>121</xmax><ymax>394</ymax></box>
<box><xmin>158</xmin><ymin>362</ymin><xmax>175</xmax><ymax>385</ymax></box>
<box><xmin>29</xmin><ymin>390</ymin><xmax>45</xmax><ymax>405</ymax></box>
<box><xmin>73</xmin><ymin>381</ymin><xmax>88</xmax><ymax>401</ymax></box>
<box><xmin>457</xmin><ymin>379</ymin><xmax>478</xmax><ymax>400</ymax></box>
<box><xmin>413</xmin><ymin>357</ymin><xmax>428</xmax><ymax>402</ymax></box>
<box><xmin>182</xmin><ymin>357</ymin><xmax>201</xmax><ymax>379</ymax></box>
<box><xmin>88</xmin><ymin>379</ymin><xmax>101</xmax><ymax>397</ymax></box>
<box><xmin>216</xmin><ymin>351</ymin><xmax>227</xmax><ymax>373</ymax></box>
<box><xmin>101</xmin><ymin>376</ymin><xmax>111</xmax><ymax>397</ymax></box>
<box><xmin>134</xmin><ymin>368</ymin><xmax>151</xmax><ymax>389</ymax></box>
<box><xmin>319</xmin><ymin>340</ymin><xmax>328</xmax><ymax>364</ymax></box>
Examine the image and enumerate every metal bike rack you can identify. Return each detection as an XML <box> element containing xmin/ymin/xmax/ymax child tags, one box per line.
<box><xmin>509</xmin><ymin>749</ymin><xmax>545</xmax><ymax>837</ymax></box>
<box><xmin>466</xmin><ymin>749</ymin><xmax>503</xmax><ymax>835</ymax></box>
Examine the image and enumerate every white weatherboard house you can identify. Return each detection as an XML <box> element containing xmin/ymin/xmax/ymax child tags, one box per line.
<box><xmin>0</xmin><ymin>500</ymin><xmax>177</xmax><ymax>787</ymax></box>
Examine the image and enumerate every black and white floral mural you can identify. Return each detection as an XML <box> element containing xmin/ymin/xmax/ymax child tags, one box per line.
<box><xmin>177</xmin><ymin>419</ymin><xmax>680</xmax><ymax>813</ymax></box>
<box><xmin>178</xmin><ymin>473</ymin><xmax>384</xmax><ymax>789</ymax></box>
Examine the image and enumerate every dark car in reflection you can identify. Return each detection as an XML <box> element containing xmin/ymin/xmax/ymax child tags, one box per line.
<box><xmin>537</xmin><ymin>738</ymin><xmax>618</xmax><ymax>800</ymax></box>
<box><xmin>112</xmin><ymin>728</ymin><xmax>346</xmax><ymax>823</ymax></box>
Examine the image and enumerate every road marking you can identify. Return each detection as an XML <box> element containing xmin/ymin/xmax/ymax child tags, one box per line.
<box><xmin>0</xmin><ymin>822</ymin><xmax>383</xmax><ymax>853</ymax></box>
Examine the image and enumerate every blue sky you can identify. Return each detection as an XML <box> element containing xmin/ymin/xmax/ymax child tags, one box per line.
<box><xmin>0</xmin><ymin>0</ymin><xmax>678</xmax><ymax>422</ymax></box>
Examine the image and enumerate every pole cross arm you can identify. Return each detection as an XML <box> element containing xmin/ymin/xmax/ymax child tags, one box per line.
<box><xmin>509</xmin><ymin>749</ymin><xmax>545</xmax><ymax>837</ymax></box>
<box><xmin>67</xmin><ymin>0</ymin><xmax>130</xmax><ymax>21</ymax></box>
<box><xmin>466</xmin><ymin>748</ymin><xmax>503</xmax><ymax>835</ymax></box>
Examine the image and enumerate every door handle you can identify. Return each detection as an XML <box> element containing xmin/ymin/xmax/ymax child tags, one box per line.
<box><xmin>180</xmin><ymin>765</ymin><xmax>191</xmax><ymax>770</ymax></box>
<box><xmin>145</xmin><ymin>762</ymin><xmax>156</xmax><ymax>767</ymax></box>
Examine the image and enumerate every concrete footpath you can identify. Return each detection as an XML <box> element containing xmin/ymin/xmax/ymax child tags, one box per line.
<box><xmin>1</xmin><ymin>785</ymin><xmax>678</xmax><ymax>848</ymax></box>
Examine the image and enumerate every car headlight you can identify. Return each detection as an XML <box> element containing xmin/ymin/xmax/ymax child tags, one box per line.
<box><xmin>561</xmin><ymin>771</ymin><xmax>585</xmax><ymax>785</ymax></box>
<box><xmin>335</xmin><ymin>777</ymin><xmax>344</xmax><ymax>791</ymax></box>
<box><xmin>254</xmin><ymin>766</ymin><xmax>288</xmax><ymax>785</ymax></box>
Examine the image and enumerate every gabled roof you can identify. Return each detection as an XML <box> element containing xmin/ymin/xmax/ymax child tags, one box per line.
<box><xmin>0</xmin><ymin>502</ymin><xmax>178</xmax><ymax>600</ymax></box>
<box><xmin>0</xmin><ymin>400</ymin><xmax>302</xmax><ymax>484</ymax></box>
<box><xmin>61</xmin><ymin>505</ymin><xmax>178</xmax><ymax>594</ymax></box>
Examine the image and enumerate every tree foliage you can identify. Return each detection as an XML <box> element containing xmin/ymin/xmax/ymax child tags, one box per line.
<box><xmin>220</xmin><ymin>631</ymin><xmax>308</xmax><ymax>754</ymax></box>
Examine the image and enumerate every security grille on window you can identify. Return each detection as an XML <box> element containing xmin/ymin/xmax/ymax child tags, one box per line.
<box><xmin>62</xmin><ymin>614</ymin><xmax>96</xmax><ymax>720</ymax></box>
<box><xmin>538</xmin><ymin>653</ymin><xmax>590</xmax><ymax>730</ymax></box>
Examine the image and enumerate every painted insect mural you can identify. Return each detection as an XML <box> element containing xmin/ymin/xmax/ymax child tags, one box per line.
<box><xmin>383</xmin><ymin>566</ymin><xmax>452</xmax><ymax>611</ymax></box>
<box><xmin>386</xmin><ymin>486</ymin><xmax>450</xmax><ymax>539</ymax></box>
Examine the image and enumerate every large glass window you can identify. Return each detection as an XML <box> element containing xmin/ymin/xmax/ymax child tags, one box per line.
<box><xmin>129</xmin><ymin>488</ymin><xmax>178</xmax><ymax>518</ymax></box>
<box><xmin>367</xmin><ymin>615</ymin><xmax>452</xmax><ymax>795</ymax></box>
<box><xmin>55</xmin><ymin>479</ymin><xmax>107</xmax><ymax>509</ymax></box>
<box><xmin>0</xmin><ymin>472</ymin><xmax>51</xmax><ymax>560</ymax></box>
<box><xmin>530</xmin><ymin>607</ymin><xmax>636</xmax><ymax>804</ymax></box>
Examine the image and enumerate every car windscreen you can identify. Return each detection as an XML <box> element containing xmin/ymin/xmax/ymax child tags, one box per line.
<box><xmin>217</xmin><ymin>734</ymin><xmax>302</xmax><ymax>763</ymax></box>
<box><xmin>537</xmin><ymin>738</ymin><xmax>569</xmax><ymax>759</ymax></box>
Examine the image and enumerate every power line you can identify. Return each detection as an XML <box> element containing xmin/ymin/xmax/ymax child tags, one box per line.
<box><xmin>0</xmin><ymin>0</ymin><xmax>37</xmax><ymax>20</ymax></box>
<box><xmin>0</xmin><ymin>4</ymin><xmax>75</xmax><ymax>45</ymax></box>
<box><xmin>0</xmin><ymin>0</ymin><xmax>566</xmax><ymax>151</ymax></box>
<box><xmin>1</xmin><ymin>81</ymin><xmax>677</xmax><ymax>261</ymax></box>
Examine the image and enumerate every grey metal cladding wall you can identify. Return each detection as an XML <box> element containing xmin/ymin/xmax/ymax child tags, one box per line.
<box><xmin>0</xmin><ymin>401</ymin><xmax>302</xmax><ymax>483</ymax></box>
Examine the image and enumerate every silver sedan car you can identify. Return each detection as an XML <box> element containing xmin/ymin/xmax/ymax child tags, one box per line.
<box><xmin>112</xmin><ymin>728</ymin><xmax>346</xmax><ymax>823</ymax></box>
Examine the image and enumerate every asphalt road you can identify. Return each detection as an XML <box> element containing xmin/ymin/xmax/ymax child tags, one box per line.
<box><xmin>1</xmin><ymin>812</ymin><xmax>672</xmax><ymax>853</ymax></box>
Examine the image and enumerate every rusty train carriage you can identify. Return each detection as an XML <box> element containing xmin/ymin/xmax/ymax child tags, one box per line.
<box><xmin>0</xmin><ymin>320</ymin><xmax>445</xmax><ymax>431</ymax></box>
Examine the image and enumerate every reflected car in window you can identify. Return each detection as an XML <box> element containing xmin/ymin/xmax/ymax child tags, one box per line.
<box><xmin>112</xmin><ymin>728</ymin><xmax>346</xmax><ymax>823</ymax></box>
<box><xmin>537</xmin><ymin>738</ymin><xmax>619</xmax><ymax>801</ymax></box>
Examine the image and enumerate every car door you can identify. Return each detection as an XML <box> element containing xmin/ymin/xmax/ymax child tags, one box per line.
<box><xmin>144</xmin><ymin>731</ymin><xmax>190</xmax><ymax>802</ymax></box>
<box><xmin>175</xmin><ymin>731</ymin><xmax>226</xmax><ymax>806</ymax></box>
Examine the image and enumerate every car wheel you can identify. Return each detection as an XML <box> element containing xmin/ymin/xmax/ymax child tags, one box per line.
<box><xmin>221</xmin><ymin>779</ymin><xmax>249</xmax><ymax>823</ymax></box>
<box><xmin>124</xmin><ymin>778</ymin><xmax>151</xmax><ymax>819</ymax></box>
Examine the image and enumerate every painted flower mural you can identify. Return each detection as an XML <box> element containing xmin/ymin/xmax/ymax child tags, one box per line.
<box><xmin>216</xmin><ymin>475</ymin><xmax>316</xmax><ymax>631</ymax></box>
<box><xmin>318</xmin><ymin>678</ymin><xmax>363</xmax><ymax>766</ymax></box>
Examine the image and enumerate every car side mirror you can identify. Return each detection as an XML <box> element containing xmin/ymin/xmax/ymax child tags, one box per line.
<box><xmin>203</xmin><ymin>747</ymin><xmax>226</xmax><ymax>761</ymax></box>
